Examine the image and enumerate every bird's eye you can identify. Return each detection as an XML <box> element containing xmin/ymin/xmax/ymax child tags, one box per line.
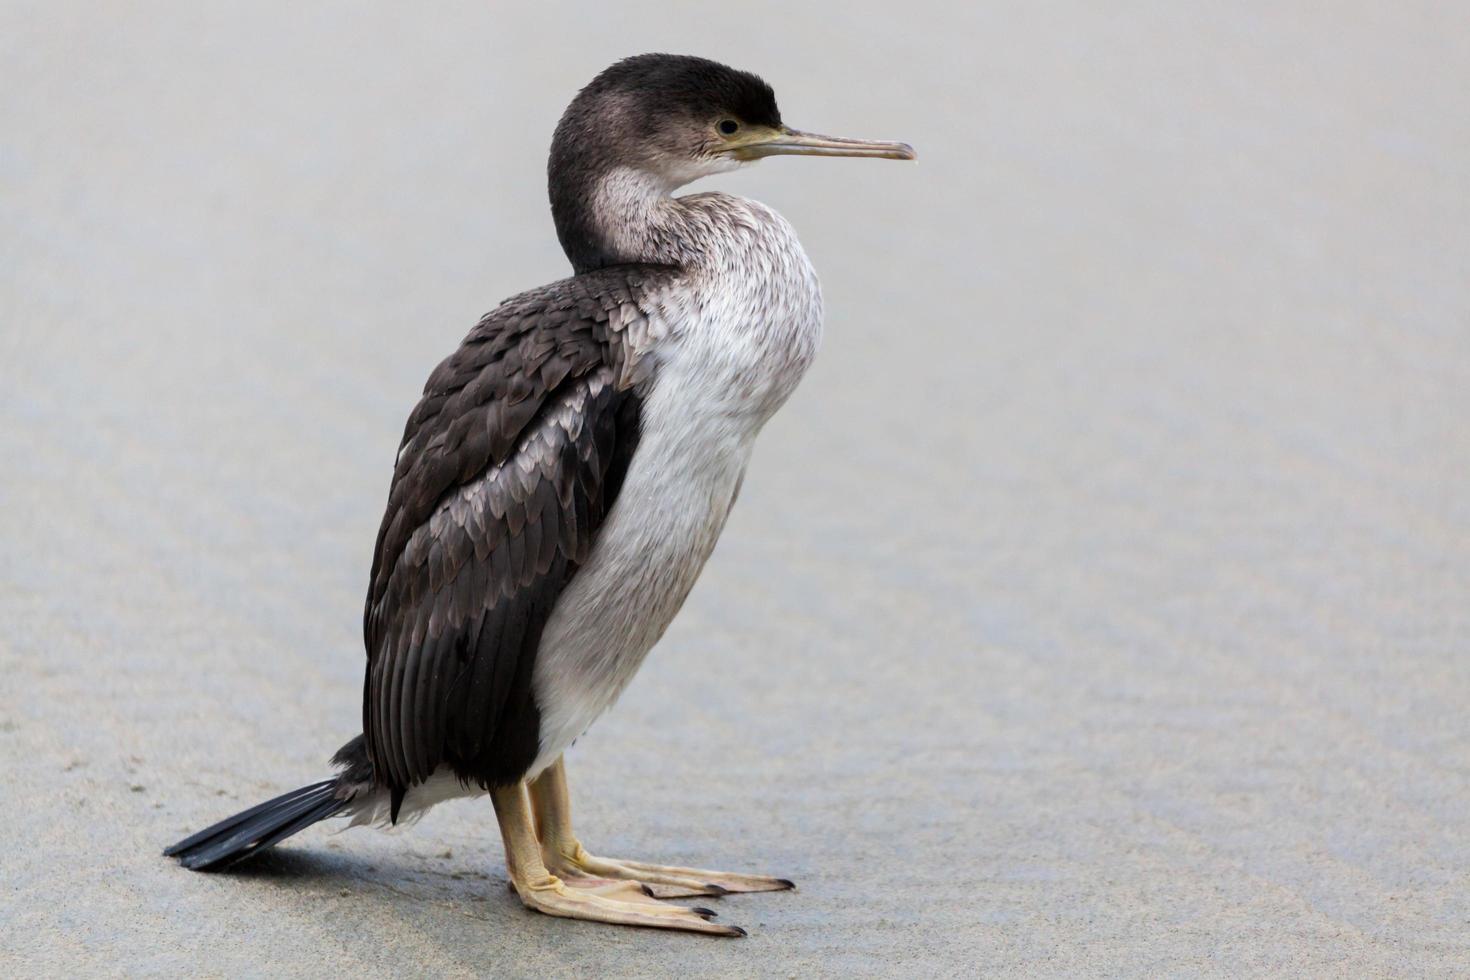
<box><xmin>718</xmin><ymin>119</ymin><xmax>740</xmax><ymax>136</ymax></box>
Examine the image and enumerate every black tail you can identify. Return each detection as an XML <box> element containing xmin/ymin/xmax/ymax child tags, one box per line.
<box><xmin>164</xmin><ymin>780</ymin><xmax>349</xmax><ymax>871</ymax></box>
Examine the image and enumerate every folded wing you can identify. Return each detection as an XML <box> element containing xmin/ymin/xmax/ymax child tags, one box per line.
<box><xmin>362</xmin><ymin>265</ymin><xmax>676</xmax><ymax>815</ymax></box>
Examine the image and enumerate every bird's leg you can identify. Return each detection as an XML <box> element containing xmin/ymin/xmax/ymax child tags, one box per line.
<box><xmin>489</xmin><ymin>781</ymin><xmax>742</xmax><ymax>936</ymax></box>
<box><xmin>526</xmin><ymin>756</ymin><xmax>795</xmax><ymax>900</ymax></box>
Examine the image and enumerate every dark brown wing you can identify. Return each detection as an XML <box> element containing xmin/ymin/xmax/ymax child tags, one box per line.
<box><xmin>362</xmin><ymin>264</ymin><xmax>675</xmax><ymax>811</ymax></box>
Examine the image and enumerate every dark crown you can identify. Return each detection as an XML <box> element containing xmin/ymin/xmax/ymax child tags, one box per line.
<box><xmin>576</xmin><ymin>53</ymin><xmax>782</xmax><ymax>129</ymax></box>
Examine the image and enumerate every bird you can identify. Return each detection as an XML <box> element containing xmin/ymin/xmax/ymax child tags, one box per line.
<box><xmin>165</xmin><ymin>53</ymin><xmax>914</xmax><ymax>937</ymax></box>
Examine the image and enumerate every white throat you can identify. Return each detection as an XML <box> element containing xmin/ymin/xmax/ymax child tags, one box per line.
<box><xmin>589</xmin><ymin>163</ymin><xmax>742</xmax><ymax>267</ymax></box>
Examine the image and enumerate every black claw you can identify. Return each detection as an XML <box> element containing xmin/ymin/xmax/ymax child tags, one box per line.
<box><xmin>703</xmin><ymin>883</ymin><xmax>730</xmax><ymax>896</ymax></box>
<box><xmin>639</xmin><ymin>884</ymin><xmax>655</xmax><ymax>897</ymax></box>
<box><xmin>728</xmin><ymin>925</ymin><xmax>748</xmax><ymax>938</ymax></box>
<box><xmin>776</xmin><ymin>878</ymin><xmax>796</xmax><ymax>890</ymax></box>
<box><xmin>692</xmin><ymin>906</ymin><xmax>717</xmax><ymax>919</ymax></box>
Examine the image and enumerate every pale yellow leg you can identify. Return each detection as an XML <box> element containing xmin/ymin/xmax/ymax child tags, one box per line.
<box><xmin>527</xmin><ymin>757</ymin><xmax>796</xmax><ymax>900</ymax></box>
<box><xmin>490</xmin><ymin>781</ymin><xmax>742</xmax><ymax>936</ymax></box>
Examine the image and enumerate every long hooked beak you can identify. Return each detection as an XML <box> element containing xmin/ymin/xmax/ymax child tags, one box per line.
<box><xmin>725</xmin><ymin>126</ymin><xmax>917</xmax><ymax>161</ymax></box>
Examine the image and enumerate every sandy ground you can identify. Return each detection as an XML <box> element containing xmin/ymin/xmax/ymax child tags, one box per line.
<box><xmin>4</xmin><ymin>2</ymin><xmax>1470</xmax><ymax>976</ymax></box>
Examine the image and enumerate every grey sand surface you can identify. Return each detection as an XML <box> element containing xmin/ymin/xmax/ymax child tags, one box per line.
<box><xmin>3</xmin><ymin>3</ymin><xmax>1470</xmax><ymax>976</ymax></box>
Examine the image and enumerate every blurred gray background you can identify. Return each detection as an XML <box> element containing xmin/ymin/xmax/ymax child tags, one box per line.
<box><xmin>3</xmin><ymin>2</ymin><xmax>1469</xmax><ymax>976</ymax></box>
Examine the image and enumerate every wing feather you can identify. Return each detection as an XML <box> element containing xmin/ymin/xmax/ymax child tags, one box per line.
<box><xmin>361</xmin><ymin>265</ymin><xmax>674</xmax><ymax>797</ymax></box>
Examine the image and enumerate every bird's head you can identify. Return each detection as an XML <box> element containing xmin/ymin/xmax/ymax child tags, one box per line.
<box><xmin>549</xmin><ymin>53</ymin><xmax>914</xmax><ymax>270</ymax></box>
<box><xmin>551</xmin><ymin>53</ymin><xmax>915</xmax><ymax>191</ymax></box>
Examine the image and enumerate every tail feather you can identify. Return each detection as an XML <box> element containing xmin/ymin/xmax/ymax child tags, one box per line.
<box><xmin>164</xmin><ymin>779</ymin><xmax>347</xmax><ymax>871</ymax></box>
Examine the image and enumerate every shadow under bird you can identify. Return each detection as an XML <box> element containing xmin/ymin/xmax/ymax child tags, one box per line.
<box><xmin>165</xmin><ymin>53</ymin><xmax>914</xmax><ymax>936</ymax></box>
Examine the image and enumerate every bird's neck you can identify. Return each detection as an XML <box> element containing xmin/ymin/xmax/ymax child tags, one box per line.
<box><xmin>551</xmin><ymin>167</ymin><xmax>692</xmax><ymax>273</ymax></box>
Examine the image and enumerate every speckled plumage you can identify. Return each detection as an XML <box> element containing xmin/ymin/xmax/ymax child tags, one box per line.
<box><xmin>339</xmin><ymin>56</ymin><xmax>828</xmax><ymax>823</ymax></box>
<box><xmin>345</xmin><ymin>182</ymin><xmax>821</xmax><ymax>822</ymax></box>
<box><xmin>360</xmin><ymin>264</ymin><xmax>678</xmax><ymax>813</ymax></box>
<box><xmin>530</xmin><ymin>190</ymin><xmax>821</xmax><ymax>780</ymax></box>
<box><xmin>166</xmin><ymin>53</ymin><xmax>851</xmax><ymax>871</ymax></box>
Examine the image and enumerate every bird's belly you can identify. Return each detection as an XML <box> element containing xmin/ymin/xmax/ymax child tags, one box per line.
<box><xmin>527</xmin><ymin>401</ymin><xmax>757</xmax><ymax>776</ymax></box>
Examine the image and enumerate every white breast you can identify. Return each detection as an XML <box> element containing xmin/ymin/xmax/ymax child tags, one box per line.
<box><xmin>527</xmin><ymin>193</ymin><xmax>822</xmax><ymax>776</ymax></box>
